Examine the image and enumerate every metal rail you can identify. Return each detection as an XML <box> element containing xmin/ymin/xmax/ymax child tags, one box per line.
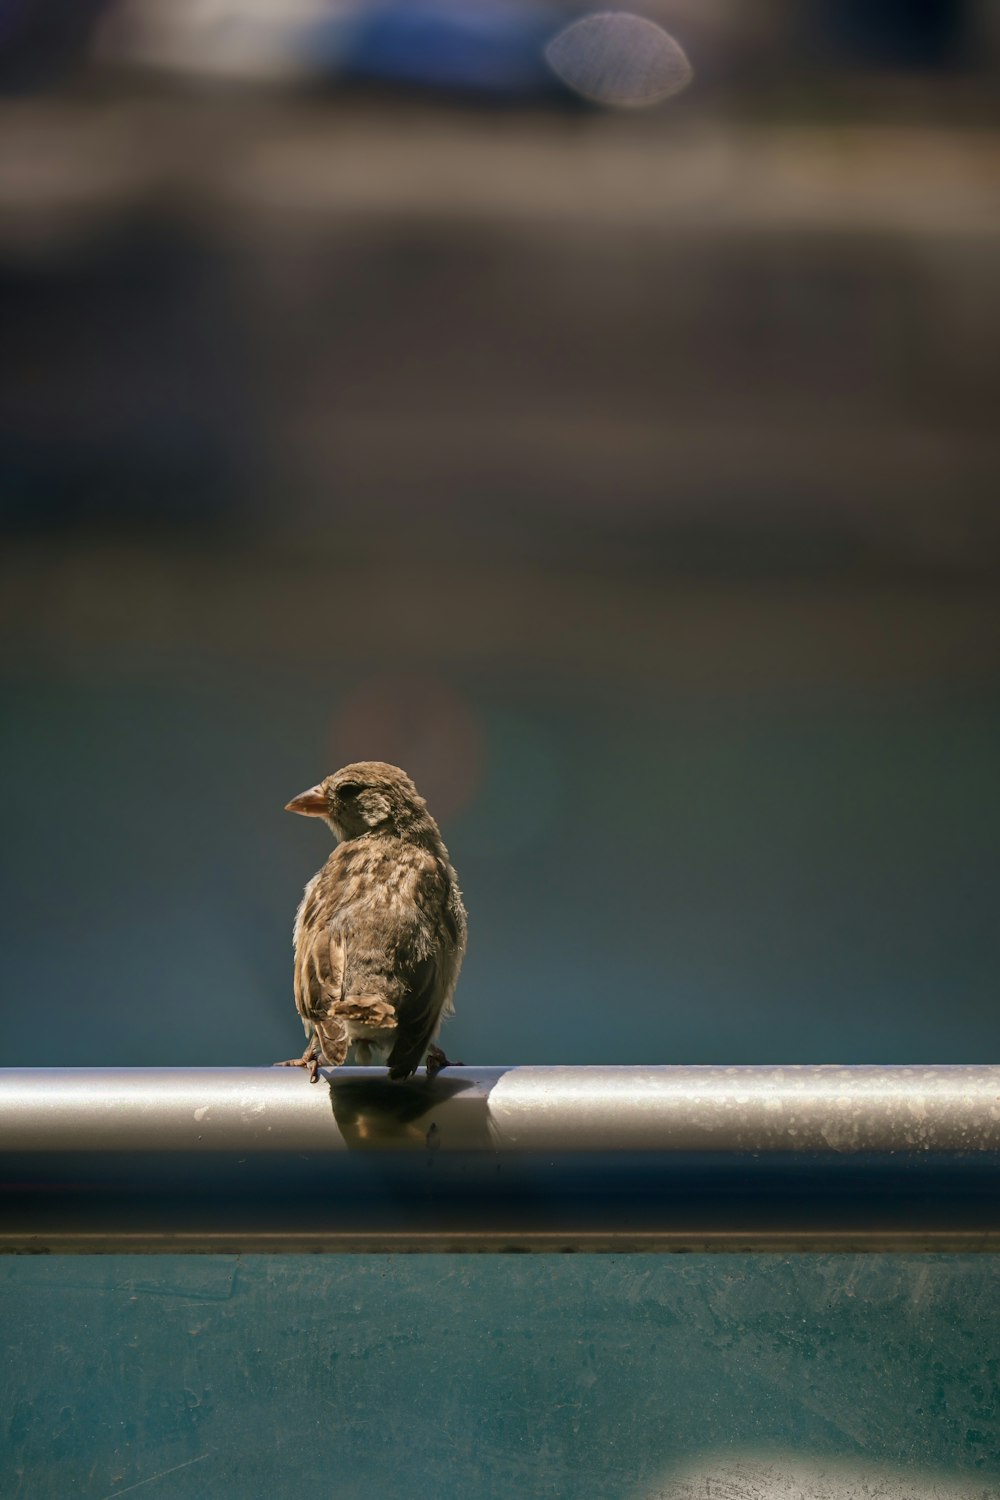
<box><xmin>2</xmin><ymin>1066</ymin><xmax>999</xmax><ymax>1252</ymax></box>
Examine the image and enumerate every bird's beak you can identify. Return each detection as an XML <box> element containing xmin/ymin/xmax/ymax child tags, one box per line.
<box><xmin>285</xmin><ymin>784</ymin><xmax>328</xmax><ymax>817</ymax></box>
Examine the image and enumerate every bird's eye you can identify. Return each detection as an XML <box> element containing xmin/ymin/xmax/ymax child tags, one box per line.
<box><xmin>337</xmin><ymin>783</ymin><xmax>363</xmax><ymax>799</ymax></box>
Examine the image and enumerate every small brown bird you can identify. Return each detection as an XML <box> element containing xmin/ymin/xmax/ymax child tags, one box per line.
<box><xmin>278</xmin><ymin>761</ymin><xmax>467</xmax><ymax>1081</ymax></box>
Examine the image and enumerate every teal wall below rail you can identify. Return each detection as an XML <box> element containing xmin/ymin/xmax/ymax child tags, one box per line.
<box><xmin>2</xmin><ymin>1254</ymin><xmax>999</xmax><ymax>1499</ymax></box>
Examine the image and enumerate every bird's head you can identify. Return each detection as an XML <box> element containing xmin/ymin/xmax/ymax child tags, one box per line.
<box><xmin>285</xmin><ymin>761</ymin><xmax>433</xmax><ymax>842</ymax></box>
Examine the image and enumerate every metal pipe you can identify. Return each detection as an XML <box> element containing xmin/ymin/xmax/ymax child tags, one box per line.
<box><xmin>2</xmin><ymin>1066</ymin><xmax>999</xmax><ymax>1253</ymax></box>
<box><xmin>7</xmin><ymin>1065</ymin><xmax>1000</xmax><ymax>1153</ymax></box>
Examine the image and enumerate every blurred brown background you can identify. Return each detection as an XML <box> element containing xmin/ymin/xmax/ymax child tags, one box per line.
<box><xmin>1</xmin><ymin>0</ymin><xmax>998</xmax><ymax>1068</ymax></box>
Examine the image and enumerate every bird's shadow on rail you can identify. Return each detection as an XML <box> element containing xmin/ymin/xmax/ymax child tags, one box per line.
<box><xmin>322</xmin><ymin>1071</ymin><xmax>490</xmax><ymax>1150</ymax></box>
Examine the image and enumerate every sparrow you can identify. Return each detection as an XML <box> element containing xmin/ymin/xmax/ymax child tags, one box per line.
<box><xmin>278</xmin><ymin>761</ymin><xmax>467</xmax><ymax>1082</ymax></box>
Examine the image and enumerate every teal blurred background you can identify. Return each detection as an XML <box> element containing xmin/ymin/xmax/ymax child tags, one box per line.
<box><xmin>2</xmin><ymin>667</ymin><xmax>999</xmax><ymax>1067</ymax></box>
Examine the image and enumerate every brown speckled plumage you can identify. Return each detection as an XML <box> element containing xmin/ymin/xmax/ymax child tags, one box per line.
<box><xmin>279</xmin><ymin>761</ymin><xmax>467</xmax><ymax>1080</ymax></box>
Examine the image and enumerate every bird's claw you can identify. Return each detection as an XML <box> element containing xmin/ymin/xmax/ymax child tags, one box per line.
<box><xmin>426</xmin><ymin>1045</ymin><xmax>462</xmax><ymax>1080</ymax></box>
<box><xmin>274</xmin><ymin>1039</ymin><xmax>322</xmax><ymax>1082</ymax></box>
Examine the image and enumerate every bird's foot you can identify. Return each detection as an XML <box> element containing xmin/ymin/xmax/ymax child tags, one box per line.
<box><xmin>274</xmin><ymin>1041</ymin><xmax>322</xmax><ymax>1083</ymax></box>
<box><xmin>426</xmin><ymin>1045</ymin><xmax>463</xmax><ymax>1080</ymax></box>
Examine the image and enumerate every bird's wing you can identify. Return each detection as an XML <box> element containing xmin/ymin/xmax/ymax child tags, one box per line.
<box><xmin>384</xmin><ymin>854</ymin><xmax>458</xmax><ymax>1080</ymax></box>
<box><xmin>385</xmin><ymin>952</ymin><xmax>443</xmax><ymax>1080</ymax></box>
<box><xmin>294</xmin><ymin>921</ymin><xmax>346</xmax><ymax>1028</ymax></box>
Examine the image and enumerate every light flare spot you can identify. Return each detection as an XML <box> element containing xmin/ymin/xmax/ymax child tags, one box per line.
<box><xmin>545</xmin><ymin>12</ymin><xmax>693</xmax><ymax>109</ymax></box>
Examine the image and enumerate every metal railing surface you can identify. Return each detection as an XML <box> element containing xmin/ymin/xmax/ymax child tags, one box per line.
<box><xmin>2</xmin><ymin>1065</ymin><xmax>999</xmax><ymax>1253</ymax></box>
